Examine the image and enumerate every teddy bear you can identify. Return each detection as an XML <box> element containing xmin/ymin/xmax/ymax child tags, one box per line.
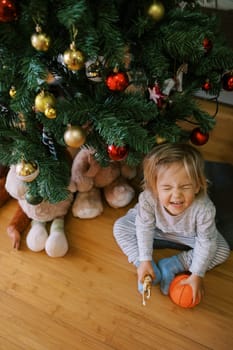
<box><xmin>69</xmin><ymin>147</ymin><xmax>137</xmax><ymax>219</ymax></box>
<box><xmin>5</xmin><ymin>165</ymin><xmax>74</xmax><ymax>257</ymax></box>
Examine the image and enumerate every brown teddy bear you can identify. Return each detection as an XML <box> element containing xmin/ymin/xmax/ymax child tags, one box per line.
<box><xmin>70</xmin><ymin>147</ymin><xmax>137</xmax><ymax>219</ymax></box>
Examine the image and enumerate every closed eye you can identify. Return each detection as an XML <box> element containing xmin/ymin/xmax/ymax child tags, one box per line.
<box><xmin>160</xmin><ymin>184</ymin><xmax>193</xmax><ymax>190</ymax></box>
<box><xmin>182</xmin><ymin>185</ymin><xmax>193</xmax><ymax>189</ymax></box>
<box><xmin>161</xmin><ymin>186</ymin><xmax>172</xmax><ymax>190</ymax></box>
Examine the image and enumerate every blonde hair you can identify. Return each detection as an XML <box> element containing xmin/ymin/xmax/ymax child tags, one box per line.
<box><xmin>143</xmin><ymin>143</ymin><xmax>207</xmax><ymax>196</ymax></box>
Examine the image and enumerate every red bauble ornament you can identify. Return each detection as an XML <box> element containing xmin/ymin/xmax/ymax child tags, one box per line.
<box><xmin>169</xmin><ymin>274</ymin><xmax>201</xmax><ymax>308</ymax></box>
<box><xmin>202</xmin><ymin>79</ymin><xmax>212</xmax><ymax>91</ymax></box>
<box><xmin>107</xmin><ymin>144</ymin><xmax>129</xmax><ymax>161</ymax></box>
<box><xmin>0</xmin><ymin>0</ymin><xmax>17</xmax><ymax>22</ymax></box>
<box><xmin>203</xmin><ymin>38</ymin><xmax>212</xmax><ymax>54</ymax></box>
<box><xmin>222</xmin><ymin>72</ymin><xmax>233</xmax><ymax>91</ymax></box>
<box><xmin>190</xmin><ymin>127</ymin><xmax>209</xmax><ymax>146</ymax></box>
<box><xmin>106</xmin><ymin>71</ymin><xmax>129</xmax><ymax>91</ymax></box>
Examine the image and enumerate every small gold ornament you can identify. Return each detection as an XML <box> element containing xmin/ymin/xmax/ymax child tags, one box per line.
<box><xmin>155</xmin><ymin>135</ymin><xmax>167</xmax><ymax>144</ymax></box>
<box><xmin>16</xmin><ymin>160</ymin><xmax>39</xmax><ymax>182</ymax></box>
<box><xmin>35</xmin><ymin>90</ymin><xmax>56</xmax><ymax>113</ymax></box>
<box><xmin>13</xmin><ymin>113</ymin><xmax>26</xmax><ymax>131</ymax></box>
<box><xmin>9</xmin><ymin>86</ymin><xmax>16</xmax><ymax>98</ymax></box>
<box><xmin>148</xmin><ymin>1</ymin><xmax>165</xmax><ymax>21</ymax></box>
<box><xmin>31</xmin><ymin>24</ymin><xmax>51</xmax><ymax>52</ymax></box>
<box><xmin>44</xmin><ymin>106</ymin><xmax>56</xmax><ymax>119</ymax></box>
<box><xmin>64</xmin><ymin>125</ymin><xmax>86</xmax><ymax>148</ymax></box>
<box><xmin>63</xmin><ymin>42</ymin><xmax>85</xmax><ymax>71</ymax></box>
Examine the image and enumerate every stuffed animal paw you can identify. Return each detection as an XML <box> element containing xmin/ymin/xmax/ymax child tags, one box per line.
<box><xmin>104</xmin><ymin>176</ymin><xmax>135</xmax><ymax>208</ymax></box>
<box><xmin>72</xmin><ymin>187</ymin><xmax>103</xmax><ymax>219</ymax></box>
<box><xmin>45</xmin><ymin>218</ymin><xmax>69</xmax><ymax>258</ymax></box>
<box><xmin>26</xmin><ymin>220</ymin><xmax>48</xmax><ymax>252</ymax></box>
<box><xmin>7</xmin><ymin>204</ymin><xmax>31</xmax><ymax>250</ymax></box>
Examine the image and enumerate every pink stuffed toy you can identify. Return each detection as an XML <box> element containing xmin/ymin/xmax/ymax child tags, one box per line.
<box><xmin>69</xmin><ymin>147</ymin><xmax>136</xmax><ymax>219</ymax></box>
<box><xmin>5</xmin><ymin>165</ymin><xmax>74</xmax><ymax>257</ymax></box>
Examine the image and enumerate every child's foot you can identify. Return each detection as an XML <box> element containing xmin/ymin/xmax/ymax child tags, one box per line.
<box><xmin>138</xmin><ymin>260</ymin><xmax>161</xmax><ymax>294</ymax></box>
<box><xmin>158</xmin><ymin>255</ymin><xmax>185</xmax><ymax>295</ymax></box>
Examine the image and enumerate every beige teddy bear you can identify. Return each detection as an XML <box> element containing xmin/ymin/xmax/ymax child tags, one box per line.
<box><xmin>70</xmin><ymin>148</ymin><xmax>136</xmax><ymax>219</ymax></box>
<box><xmin>5</xmin><ymin>165</ymin><xmax>73</xmax><ymax>257</ymax></box>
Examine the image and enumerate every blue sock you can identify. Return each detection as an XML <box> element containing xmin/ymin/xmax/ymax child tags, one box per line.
<box><xmin>158</xmin><ymin>255</ymin><xmax>185</xmax><ymax>295</ymax></box>
<box><xmin>137</xmin><ymin>260</ymin><xmax>161</xmax><ymax>294</ymax></box>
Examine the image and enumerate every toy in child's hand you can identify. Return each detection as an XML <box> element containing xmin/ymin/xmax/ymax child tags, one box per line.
<box><xmin>142</xmin><ymin>274</ymin><xmax>153</xmax><ymax>306</ymax></box>
<box><xmin>169</xmin><ymin>274</ymin><xmax>201</xmax><ymax>308</ymax></box>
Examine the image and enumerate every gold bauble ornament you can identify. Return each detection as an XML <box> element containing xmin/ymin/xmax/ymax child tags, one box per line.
<box><xmin>31</xmin><ymin>32</ymin><xmax>51</xmax><ymax>52</ymax></box>
<box><xmin>64</xmin><ymin>125</ymin><xmax>86</xmax><ymax>148</ymax></box>
<box><xmin>44</xmin><ymin>106</ymin><xmax>57</xmax><ymax>119</ymax></box>
<box><xmin>148</xmin><ymin>1</ymin><xmax>165</xmax><ymax>21</ymax></box>
<box><xmin>16</xmin><ymin>160</ymin><xmax>39</xmax><ymax>182</ymax></box>
<box><xmin>31</xmin><ymin>25</ymin><xmax>51</xmax><ymax>52</ymax></box>
<box><xmin>35</xmin><ymin>91</ymin><xmax>56</xmax><ymax>113</ymax></box>
<box><xmin>63</xmin><ymin>42</ymin><xmax>85</xmax><ymax>71</ymax></box>
<box><xmin>9</xmin><ymin>86</ymin><xmax>16</xmax><ymax>98</ymax></box>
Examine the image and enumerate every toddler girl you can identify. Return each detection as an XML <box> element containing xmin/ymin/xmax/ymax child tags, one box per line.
<box><xmin>113</xmin><ymin>143</ymin><xmax>230</xmax><ymax>302</ymax></box>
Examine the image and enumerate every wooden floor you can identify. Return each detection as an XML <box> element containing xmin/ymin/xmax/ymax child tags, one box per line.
<box><xmin>0</xmin><ymin>99</ymin><xmax>232</xmax><ymax>350</ymax></box>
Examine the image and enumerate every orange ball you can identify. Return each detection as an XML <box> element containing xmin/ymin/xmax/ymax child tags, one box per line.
<box><xmin>169</xmin><ymin>274</ymin><xmax>201</xmax><ymax>308</ymax></box>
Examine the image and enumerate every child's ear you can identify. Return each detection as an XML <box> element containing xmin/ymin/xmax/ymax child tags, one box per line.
<box><xmin>195</xmin><ymin>184</ymin><xmax>201</xmax><ymax>194</ymax></box>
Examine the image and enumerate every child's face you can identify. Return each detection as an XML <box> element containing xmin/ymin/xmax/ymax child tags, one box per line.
<box><xmin>156</xmin><ymin>162</ymin><xmax>200</xmax><ymax>216</ymax></box>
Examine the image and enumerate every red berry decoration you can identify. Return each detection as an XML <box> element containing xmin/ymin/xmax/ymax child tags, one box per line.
<box><xmin>202</xmin><ymin>79</ymin><xmax>212</xmax><ymax>91</ymax></box>
<box><xmin>203</xmin><ymin>38</ymin><xmax>212</xmax><ymax>54</ymax></box>
<box><xmin>190</xmin><ymin>127</ymin><xmax>209</xmax><ymax>146</ymax></box>
<box><xmin>169</xmin><ymin>274</ymin><xmax>201</xmax><ymax>308</ymax></box>
<box><xmin>106</xmin><ymin>71</ymin><xmax>129</xmax><ymax>92</ymax></box>
<box><xmin>0</xmin><ymin>0</ymin><xmax>17</xmax><ymax>22</ymax></box>
<box><xmin>107</xmin><ymin>144</ymin><xmax>129</xmax><ymax>161</ymax></box>
<box><xmin>222</xmin><ymin>72</ymin><xmax>233</xmax><ymax>91</ymax></box>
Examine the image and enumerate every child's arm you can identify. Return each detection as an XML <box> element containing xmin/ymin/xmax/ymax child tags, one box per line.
<box><xmin>7</xmin><ymin>204</ymin><xmax>31</xmax><ymax>249</ymax></box>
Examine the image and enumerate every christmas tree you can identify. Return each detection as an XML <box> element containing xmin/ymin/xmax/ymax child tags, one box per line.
<box><xmin>0</xmin><ymin>0</ymin><xmax>233</xmax><ymax>204</ymax></box>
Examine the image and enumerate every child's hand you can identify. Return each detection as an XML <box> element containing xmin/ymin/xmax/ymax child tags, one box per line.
<box><xmin>137</xmin><ymin>261</ymin><xmax>155</xmax><ymax>283</ymax></box>
<box><xmin>181</xmin><ymin>273</ymin><xmax>205</xmax><ymax>303</ymax></box>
